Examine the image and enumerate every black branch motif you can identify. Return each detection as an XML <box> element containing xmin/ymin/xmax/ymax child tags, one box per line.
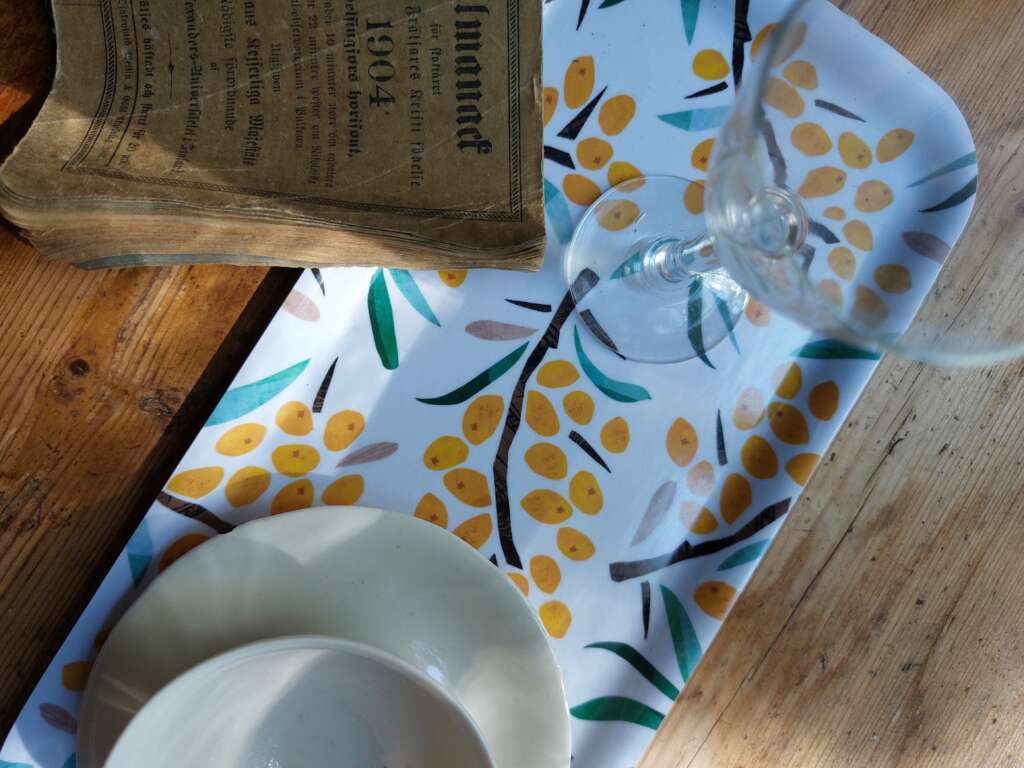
<box><xmin>493</xmin><ymin>269</ymin><xmax>600</xmax><ymax>569</ymax></box>
<box><xmin>609</xmin><ymin>498</ymin><xmax>791</xmax><ymax>581</ymax></box>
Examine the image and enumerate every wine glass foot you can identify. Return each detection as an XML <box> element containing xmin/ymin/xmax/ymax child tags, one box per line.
<box><xmin>564</xmin><ymin>175</ymin><xmax>747</xmax><ymax>365</ymax></box>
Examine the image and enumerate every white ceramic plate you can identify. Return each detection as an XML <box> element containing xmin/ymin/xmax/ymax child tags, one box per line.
<box><xmin>104</xmin><ymin>636</ymin><xmax>495</xmax><ymax>768</ymax></box>
<box><xmin>78</xmin><ymin>507</ymin><xmax>569</xmax><ymax>768</ymax></box>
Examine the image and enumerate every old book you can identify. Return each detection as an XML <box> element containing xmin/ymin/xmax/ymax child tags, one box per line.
<box><xmin>0</xmin><ymin>0</ymin><xmax>544</xmax><ymax>270</ymax></box>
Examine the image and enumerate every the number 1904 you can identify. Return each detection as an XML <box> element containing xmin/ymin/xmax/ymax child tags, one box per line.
<box><xmin>365</xmin><ymin>19</ymin><xmax>396</xmax><ymax>109</ymax></box>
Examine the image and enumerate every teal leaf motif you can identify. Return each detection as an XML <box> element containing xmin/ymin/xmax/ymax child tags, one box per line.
<box><xmin>125</xmin><ymin>519</ymin><xmax>153</xmax><ymax>587</ymax></box>
<box><xmin>717</xmin><ymin>539</ymin><xmax>771</xmax><ymax>571</ymax></box>
<box><xmin>681</xmin><ymin>0</ymin><xmax>700</xmax><ymax>43</ymax></box>
<box><xmin>574</xmin><ymin>327</ymin><xmax>652</xmax><ymax>403</ymax></box>
<box><xmin>793</xmin><ymin>339</ymin><xmax>881</xmax><ymax>360</ymax></box>
<box><xmin>205</xmin><ymin>359</ymin><xmax>310</xmax><ymax>426</ymax></box>
<box><xmin>598</xmin><ymin>0</ymin><xmax>628</xmax><ymax>6</ymax></box>
<box><xmin>610</xmin><ymin>250</ymin><xmax>644</xmax><ymax>280</ymax></box>
<box><xmin>920</xmin><ymin>176</ymin><xmax>978</xmax><ymax>213</ymax></box>
<box><xmin>388</xmin><ymin>270</ymin><xmax>440</xmax><ymax>326</ymax></box>
<box><xmin>0</xmin><ymin>760</ymin><xmax>33</xmax><ymax>768</ymax></box>
<box><xmin>570</xmin><ymin>696</ymin><xmax>665</xmax><ymax>730</ymax></box>
<box><xmin>661</xmin><ymin>585</ymin><xmax>702</xmax><ymax>682</ymax></box>
<box><xmin>908</xmin><ymin>152</ymin><xmax>977</xmax><ymax>188</ymax></box>
<box><xmin>368</xmin><ymin>268</ymin><xmax>399</xmax><ymax>370</ymax></box>
<box><xmin>544</xmin><ymin>179</ymin><xmax>575</xmax><ymax>243</ymax></box>
<box><xmin>688</xmin><ymin>280</ymin><xmax>714</xmax><ymax>369</ymax></box>
<box><xmin>658</xmin><ymin>106</ymin><xmax>730</xmax><ymax>132</ymax></box>
<box><xmin>586</xmin><ymin>642</ymin><xmax>680</xmax><ymax>700</ymax></box>
<box><xmin>63</xmin><ymin>755</ymin><xmax>77</xmax><ymax>768</ymax></box>
<box><xmin>417</xmin><ymin>343</ymin><xmax>529</xmax><ymax>405</ymax></box>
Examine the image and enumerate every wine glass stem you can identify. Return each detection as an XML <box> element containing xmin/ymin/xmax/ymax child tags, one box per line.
<box><xmin>630</xmin><ymin>233</ymin><xmax>718</xmax><ymax>289</ymax></box>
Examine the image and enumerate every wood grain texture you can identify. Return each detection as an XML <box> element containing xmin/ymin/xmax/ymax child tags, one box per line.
<box><xmin>644</xmin><ymin>1</ymin><xmax>1024</xmax><ymax>766</ymax></box>
<box><xmin>0</xmin><ymin>0</ymin><xmax>296</xmax><ymax>734</ymax></box>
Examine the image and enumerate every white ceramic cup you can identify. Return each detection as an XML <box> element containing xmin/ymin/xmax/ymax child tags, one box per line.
<box><xmin>102</xmin><ymin>635</ymin><xmax>494</xmax><ymax>768</ymax></box>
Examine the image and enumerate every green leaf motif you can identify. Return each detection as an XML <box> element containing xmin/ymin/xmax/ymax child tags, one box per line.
<box><xmin>544</xmin><ymin>179</ymin><xmax>575</xmax><ymax>244</ymax></box>
<box><xmin>574</xmin><ymin>327</ymin><xmax>652</xmax><ymax>403</ymax></box>
<box><xmin>681</xmin><ymin>0</ymin><xmax>700</xmax><ymax>43</ymax></box>
<box><xmin>205</xmin><ymin>358</ymin><xmax>310</xmax><ymax>426</ymax></box>
<box><xmin>658</xmin><ymin>106</ymin><xmax>730</xmax><ymax>132</ymax></box>
<box><xmin>570</xmin><ymin>696</ymin><xmax>665</xmax><ymax>730</ymax></box>
<box><xmin>908</xmin><ymin>152</ymin><xmax>976</xmax><ymax>188</ymax></box>
<box><xmin>368</xmin><ymin>268</ymin><xmax>399</xmax><ymax>370</ymax></box>
<box><xmin>793</xmin><ymin>339</ymin><xmax>881</xmax><ymax>360</ymax></box>
<box><xmin>717</xmin><ymin>539</ymin><xmax>771</xmax><ymax>571</ymax></box>
<box><xmin>417</xmin><ymin>343</ymin><xmax>529</xmax><ymax>405</ymax></box>
<box><xmin>598</xmin><ymin>0</ymin><xmax>628</xmax><ymax>6</ymax></box>
<box><xmin>661</xmin><ymin>585</ymin><xmax>702</xmax><ymax>682</ymax></box>
<box><xmin>920</xmin><ymin>176</ymin><xmax>978</xmax><ymax>213</ymax></box>
<box><xmin>586</xmin><ymin>642</ymin><xmax>680</xmax><ymax>700</ymax></box>
<box><xmin>688</xmin><ymin>279</ymin><xmax>714</xmax><ymax>369</ymax></box>
<box><xmin>388</xmin><ymin>270</ymin><xmax>440</xmax><ymax>326</ymax></box>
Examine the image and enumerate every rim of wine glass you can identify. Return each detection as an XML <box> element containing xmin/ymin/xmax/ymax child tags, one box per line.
<box><xmin>714</xmin><ymin>0</ymin><xmax>1019</xmax><ymax>368</ymax></box>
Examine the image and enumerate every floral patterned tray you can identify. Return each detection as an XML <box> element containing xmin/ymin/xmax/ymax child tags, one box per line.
<box><xmin>1</xmin><ymin>0</ymin><xmax>977</xmax><ymax>766</ymax></box>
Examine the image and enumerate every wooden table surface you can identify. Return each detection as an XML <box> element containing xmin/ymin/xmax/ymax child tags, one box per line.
<box><xmin>2</xmin><ymin>1</ymin><xmax>1023</xmax><ymax>765</ymax></box>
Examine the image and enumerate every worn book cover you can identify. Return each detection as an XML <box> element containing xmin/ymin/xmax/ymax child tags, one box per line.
<box><xmin>0</xmin><ymin>0</ymin><xmax>544</xmax><ymax>269</ymax></box>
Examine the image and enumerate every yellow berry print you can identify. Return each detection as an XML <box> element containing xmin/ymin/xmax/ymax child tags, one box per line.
<box><xmin>569</xmin><ymin>470</ymin><xmax>603</xmax><ymax>515</ymax></box>
<box><xmin>843</xmin><ymin>220</ymin><xmax>873</xmax><ymax>251</ymax></box>
<box><xmin>530</xmin><ymin>555</ymin><xmax>562</xmax><ymax>594</ymax></box>
<box><xmin>720</xmin><ymin>473</ymin><xmax>752</xmax><ymax>524</ymax></box>
<box><xmin>462</xmin><ymin>395</ymin><xmax>503</xmax><ymax>445</ymax></box>
<box><xmin>773</xmin><ymin>363</ymin><xmax>803</xmax><ymax>400</ymax></box>
<box><xmin>537</xmin><ymin>360</ymin><xmax>580</xmax><ymax>388</ymax></box>
<box><xmin>767</xmin><ymin>402</ymin><xmax>810</xmax><ymax>445</ymax></box>
<box><xmin>158</xmin><ymin>533</ymin><xmax>209</xmax><ymax>572</ymax></box>
<box><xmin>600</xmin><ymin>416</ymin><xmax>630</xmax><ymax>453</ymax></box>
<box><xmin>439</xmin><ymin>270</ymin><xmax>467</xmax><ymax>288</ymax></box>
<box><xmin>838</xmin><ymin>132</ymin><xmax>873</xmax><ymax>170</ymax></box>
<box><xmin>215</xmin><ymin>423</ymin><xmax>267</xmax><ymax>456</ymax></box>
<box><xmin>764</xmin><ymin>77</ymin><xmax>804</xmax><ymax>118</ymax></box>
<box><xmin>272</xmin><ymin>444</ymin><xmax>320</xmax><ymax>477</ymax></box>
<box><xmin>791</xmin><ymin>122</ymin><xmax>831</xmax><ymax>156</ymax></box>
<box><xmin>322</xmin><ymin>474</ymin><xmax>364</xmax><ymax>506</ymax></box>
<box><xmin>453</xmin><ymin>513</ymin><xmax>493</xmax><ymax>549</ymax></box>
<box><xmin>808</xmin><ymin>382</ymin><xmax>839</xmax><ymax>421</ymax></box>
<box><xmin>521</xmin><ymin>489</ymin><xmax>573</xmax><ymax>525</ymax></box>
<box><xmin>323</xmin><ymin>409</ymin><xmax>365</xmax><ymax>451</ymax></box>
<box><xmin>596</xmin><ymin>198</ymin><xmax>641</xmax><ymax>231</ymax></box>
<box><xmin>525</xmin><ymin>442</ymin><xmax>569</xmax><ymax>480</ymax></box>
<box><xmin>692</xmin><ymin>49</ymin><xmax>729</xmax><ymax>80</ymax></box>
<box><xmin>686</xmin><ymin>460</ymin><xmax>715</xmax><ymax>497</ymax></box>
<box><xmin>877</xmin><ymin>129</ymin><xmax>915</xmax><ymax>163</ymax></box>
<box><xmin>414</xmin><ymin>492</ymin><xmax>448</xmax><ymax>528</ymax></box>
<box><xmin>666</xmin><ymin>417</ymin><xmax>698</xmax><ymax>467</ymax></box>
<box><xmin>275</xmin><ymin>401</ymin><xmax>313</xmax><ymax>436</ymax></box>
<box><xmin>272</xmin><ymin>479</ymin><xmax>314</xmax><ymax>514</ymax></box>
<box><xmin>694</xmin><ymin>581</ymin><xmax>737</xmax><ymax>620</ymax></box>
<box><xmin>598</xmin><ymin>95</ymin><xmax>635</xmax><ymax>136</ymax></box>
<box><xmin>786</xmin><ymin>453</ymin><xmax>820</xmax><ymax>486</ymax></box>
<box><xmin>526</xmin><ymin>390</ymin><xmax>560</xmax><ymax>436</ymax></box>
<box><xmin>167</xmin><ymin>467</ymin><xmax>224</xmax><ymax>499</ymax></box>
<box><xmin>874</xmin><ymin>264</ymin><xmax>912</xmax><ymax>294</ymax></box>
<box><xmin>741</xmin><ymin>435</ymin><xmax>778</xmax><ymax>480</ymax></box>
<box><xmin>539</xmin><ymin>600</ymin><xmax>572</xmax><ymax>638</ymax></box>
<box><xmin>564</xmin><ymin>56</ymin><xmax>595</xmax><ymax>109</ymax></box>
<box><xmin>508</xmin><ymin>572</ymin><xmax>529</xmax><ymax>596</ymax></box>
<box><xmin>577</xmin><ymin>137</ymin><xmax>614</xmax><ymax>171</ymax></box>
<box><xmin>562</xmin><ymin>390</ymin><xmax>595</xmax><ymax>425</ymax></box>
<box><xmin>557</xmin><ymin>527</ymin><xmax>595</xmax><ymax>561</ymax></box>
<box><xmin>783</xmin><ymin>60</ymin><xmax>817</xmax><ymax>90</ymax></box>
<box><xmin>443</xmin><ymin>468</ymin><xmax>492</xmax><ymax>508</ymax></box>
<box><xmin>423</xmin><ymin>435</ymin><xmax>469</xmax><ymax>471</ymax></box>
<box><xmin>798</xmin><ymin>166</ymin><xmax>847</xmax><ymax>198</ymax></box>
<box><xmin>225</xmin><ymin>466</ymin><xmax>271</xmax><ymax>507</ymax></box>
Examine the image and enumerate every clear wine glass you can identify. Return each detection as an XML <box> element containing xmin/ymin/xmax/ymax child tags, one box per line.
<box><xmin>564</xmin><ymin>0</ymin><xmax>1022</xmax><ymax>366</ymax></box>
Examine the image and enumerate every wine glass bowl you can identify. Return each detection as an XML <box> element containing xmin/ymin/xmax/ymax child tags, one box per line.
<box><xmin>565</xmin><ymin>0</ymin><xmax>1018</xmax><ymax>367</ymax></box>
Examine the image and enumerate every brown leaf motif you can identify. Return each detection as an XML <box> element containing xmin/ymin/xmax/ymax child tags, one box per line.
<box><xmin>465</xmin><ymin>320</ymin><xmax>538</xmax><ymax>341</ymax></box>
<box><xmin>337</xmin><ymin>441</ymin><xmax>399</xmax><ymax>467</ymax></box>
<box><xmin>631</xmin><ymin>481</ymin><xmax>677</xmax><ymax>545</ymax></box>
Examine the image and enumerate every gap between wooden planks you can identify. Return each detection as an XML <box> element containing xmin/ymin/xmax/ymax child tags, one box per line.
<box><xmin>644</xmin><ymin>0</ymin><xmax>1024</xmax><ymax>766</ymax></box>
